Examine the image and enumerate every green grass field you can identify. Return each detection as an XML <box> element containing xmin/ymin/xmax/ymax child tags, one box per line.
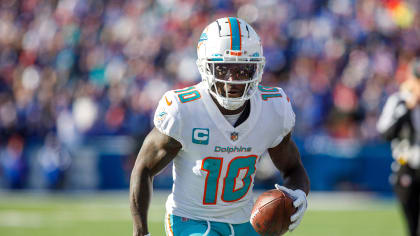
<box><xmin>0</xmin><ymin>191</ymin><xmax>406</xmax><ymax>236</ymax></box>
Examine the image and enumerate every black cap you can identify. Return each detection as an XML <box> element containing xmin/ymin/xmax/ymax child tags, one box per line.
<box><xmin>413</xmin><ymin>58</ymin><xmax>420</xmax><ymax>79</ymax></box>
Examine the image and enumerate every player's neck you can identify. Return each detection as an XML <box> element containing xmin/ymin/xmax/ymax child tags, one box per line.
<box><xmin>210</xmin><ymin>94</ymin><xmax>247</xmax><ymax>115</ymax></box>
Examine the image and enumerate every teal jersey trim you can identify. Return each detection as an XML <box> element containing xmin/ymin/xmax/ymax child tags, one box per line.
<box><xmin>261</xmin><ymin>93</ymin><xmax>282</xmax><ymax>101</ymax></box>
<box><xmin>258</xmin><ymin>85</ymin><xmax>280</xmax><ymax>92</ymax></box>
<box><xmin>174</xmin><ymin>86</ymin><xmax>195</xmax><ymax>93</ymax></box>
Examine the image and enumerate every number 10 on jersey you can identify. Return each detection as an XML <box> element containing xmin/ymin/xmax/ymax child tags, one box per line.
<box><xmin>201</xmin><ymin>155</ymin><xmax>258</xmax><ymax>205</ymax></box>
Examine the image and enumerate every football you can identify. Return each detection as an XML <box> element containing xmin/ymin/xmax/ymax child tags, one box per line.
<box><xmin>250</xmin><ymin>189</ymin><xmax>296</xmax><ymax>235</ymax></box>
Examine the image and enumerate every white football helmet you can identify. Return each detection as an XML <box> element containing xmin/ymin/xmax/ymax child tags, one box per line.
<box><xmin>197</xmin><ymin>17</ymin><xmax>265</xmax><ymax>110</ymax></box>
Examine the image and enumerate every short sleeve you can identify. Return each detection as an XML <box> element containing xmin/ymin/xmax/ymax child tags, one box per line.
<box><xmin>269</xmin><ymin>88</ymin><xmax>296</xmax><ymax>148</ymax></box>
<box><xmin>153</xmin><ymin>91</ymin><xmax>184</xmax><ymax>146</ymax></box>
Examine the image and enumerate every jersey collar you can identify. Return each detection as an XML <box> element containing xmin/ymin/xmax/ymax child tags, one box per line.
<box><xmin>201</xmin><ymin>84</ymin><xmax>262</xmax><ymax>144</ymax></box>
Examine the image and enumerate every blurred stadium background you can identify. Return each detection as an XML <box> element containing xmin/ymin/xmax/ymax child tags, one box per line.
<box><xmin>0</xmin><ymin>0</ymin><xmax>418</xmax><ymax>235</ymax></box>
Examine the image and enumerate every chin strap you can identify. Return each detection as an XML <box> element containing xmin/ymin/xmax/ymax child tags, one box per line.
<box><xmin>216</xmin><ymin>95</ymin><xmax>246</xmax><ymax>110</ymax></box>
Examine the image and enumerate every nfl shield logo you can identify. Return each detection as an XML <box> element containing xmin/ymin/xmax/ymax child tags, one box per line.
<box><xmin>230</xmin><ymin>132</ymin><xmax>238</xmax><ymax>141</ymax></box>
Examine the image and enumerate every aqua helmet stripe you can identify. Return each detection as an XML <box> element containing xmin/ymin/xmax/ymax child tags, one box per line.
<box><xmin>228</xmin><ymin>17</ymin><xmax>241</xmax><ymax>50</ymax></box>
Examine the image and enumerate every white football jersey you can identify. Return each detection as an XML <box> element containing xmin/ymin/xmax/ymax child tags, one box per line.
<box><xmin>153</xmin><ymin>82</ymin><xmax>295</xmax><ymax>224</ymax></box>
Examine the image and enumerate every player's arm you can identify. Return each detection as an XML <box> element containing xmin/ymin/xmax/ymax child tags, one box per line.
<box><xmin>129</xmin><ymin>128</ymin><xmax>182</xmax><ymax>236</ymax></box>
<box><xmin>377</xmin><ymin>93</ymin><xmax>411</xmax><ymax>141</ymax></box>
<box><xmin>268</xmin><ymin>132</ymin><xmax>309</xmax><ymax>195</ymax></box>
<box><xmin>268</xmin><ymin>132</ymin><xmax>309</xmax><ymax>231</ymax></box>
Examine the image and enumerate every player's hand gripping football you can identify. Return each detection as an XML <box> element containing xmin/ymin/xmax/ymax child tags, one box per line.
<box><xmin>275</xmin><ymin>184</ymin><xmax>307</xmax><ymax>231</ymax></box>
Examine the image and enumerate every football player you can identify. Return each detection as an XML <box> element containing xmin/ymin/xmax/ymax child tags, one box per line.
<box><xmin>130</xmin><ymin>17</ymin><xmax>310</xmax><ymax>236</ymax></box>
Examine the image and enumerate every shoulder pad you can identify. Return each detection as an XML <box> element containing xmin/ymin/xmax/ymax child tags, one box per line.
<box><xmin>153</xmin><ymin>90</ymin><xmax>183</xmax><ymax>146</ymax></box>
<box><xmin>257</xmin><ymin>85</ymin><xmax>295</xmax><ymax>147</ymax></box>
<box><xmin>273</xmin><ymin>88</ymin><xmax>295</xmax><ymax>130</ymax></box>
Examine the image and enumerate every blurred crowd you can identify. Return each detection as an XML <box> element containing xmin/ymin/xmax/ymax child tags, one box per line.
<box><xmin>0</xmin><ymin>0</ymin><xmax>420</xmax><ymax>188</ymax></box>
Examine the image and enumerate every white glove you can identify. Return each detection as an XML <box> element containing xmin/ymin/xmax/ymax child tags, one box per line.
<box><xmin>275</xmin><ymin>184</ymin><xmax>307</xmax><ymax>231</ymax></box>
